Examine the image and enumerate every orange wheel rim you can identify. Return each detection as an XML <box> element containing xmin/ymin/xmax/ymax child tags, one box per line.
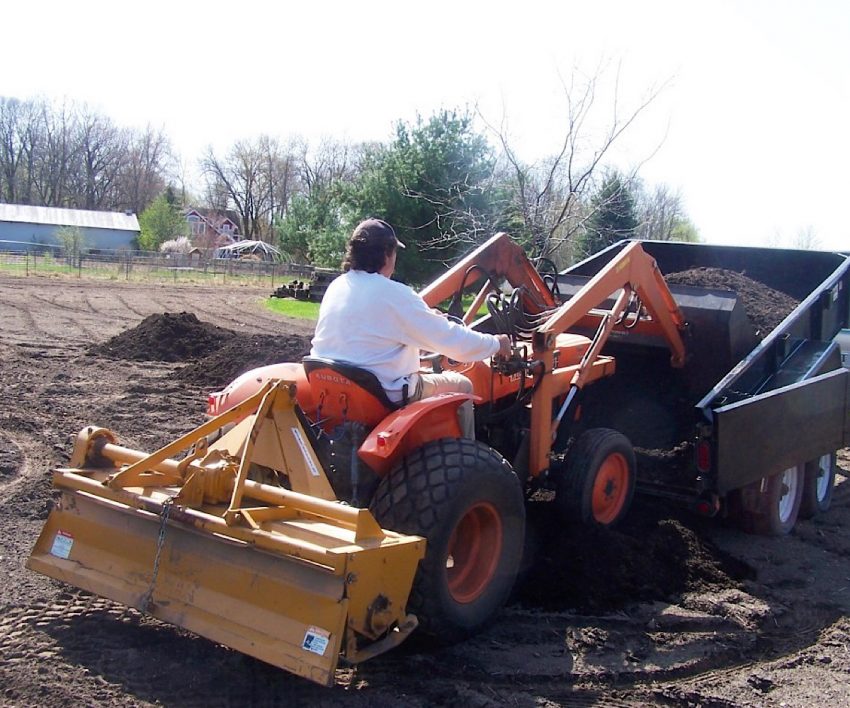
<box><xmin>446</xmin><ymin>501</ymin><xmax>503</xmax><ymax>604</ymax></box>
<box><xmin>591</xmin><ymin>453</ymin><xmax>630</xmax><ymax>524</ymax></box>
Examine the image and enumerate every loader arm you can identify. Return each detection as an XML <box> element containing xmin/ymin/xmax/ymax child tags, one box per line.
<box><xmin>419</xmin><ymin>232</ymin><xmax>558</xmax><ymax>314</ymax></box>
<box><xmin>527</xmin><ymin>240</ymin><xmax>688</xmax><ymax>477</ymax></box>
<box><xmin>415</xmin><ymin>235</ymin><xmax>686</xmax><ymax>480</ymax></box>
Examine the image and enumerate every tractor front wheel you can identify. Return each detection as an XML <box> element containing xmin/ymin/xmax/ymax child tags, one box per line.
<box><xmin>557</xmin><ymin>428</ymin><xmax>636</xmax><ymax>527</ymax></box>
<box><xmin>370</xmin><ymin>438</ymin><xmax>525</xmax><ymax>643</ymax></box>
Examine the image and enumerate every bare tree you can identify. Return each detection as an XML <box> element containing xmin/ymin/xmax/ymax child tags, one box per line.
<box><xmin>791</xmin><ymin>226</ymin><xmax>821</xmax><ymax>250</ymax></box>
<box><xmin>481</xmin><ymin>65</ymin><xmax>667</xmax><ymax>265</ymax></box>
<box><xmin>117</xmin><ymin>125</ymin><xmax>172</xmax><ymax>215</ymax></box>
<box><xmin>71</xmin><ymin>108</ymin><xmax>127</xmax><ymax>210</ymax></box>
<box><xmin>0</xmin><ymin>96</ymin><xmax>174</xmax><ymax>215</ymax></box>
<box><xmin>298</xmin><ymin>137</ymin><xmax>361</xmax><ymax>197</ymax></box>
<box><xmin>201</xmin><ymin>135</ymin><xmax>300</xmax><ymax>240</ymax></box>
<box><xmin>0</xmin><ymin>97</ymin><xmax>41</xmax><ymax>204</ymax></box>
<box><xmin>31</xmin><ymin>100</ymin><xmax>76</xmax><ymax>206</ymax></box>
<box><xmin>633</xmin><ymin>182</ymin><xmax>698</xmax><ymax>242</ymax></box>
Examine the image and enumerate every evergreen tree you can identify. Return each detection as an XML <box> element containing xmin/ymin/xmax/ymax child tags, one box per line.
<box><xmin>138</xmin><ymin>192</ymin><xmax>188</xmax><ymax>251</ymax></box>
<box><xmin>344</xmin><ymin>109</ymin><xmax>495</xmax><ymax>283</ymax></box>
<box><xmin>579</xmin><ymin>174</ymin><xmax>639</xmax><ymax>257</ymax></box>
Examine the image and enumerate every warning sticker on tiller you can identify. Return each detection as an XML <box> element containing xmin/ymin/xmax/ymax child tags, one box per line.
<box><xmin>50</xmin><ymin>530</ymin><xmax>74</xmax><ymax>559</ymax></box>
<box><xmin>302</xmin><ymin>626</ymin><xmax>330</xmax><ymax>656</ymax></box>
<box><xmin>291</xmin><ymin>427</ymin><xmax>321</xmax><ymax>477</ymax></box>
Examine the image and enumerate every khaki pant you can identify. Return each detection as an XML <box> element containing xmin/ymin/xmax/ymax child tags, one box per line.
<box><xmin>408</xmin><ymin>370</ymin><xmax>475</xmax><ymax>439</ymax></box>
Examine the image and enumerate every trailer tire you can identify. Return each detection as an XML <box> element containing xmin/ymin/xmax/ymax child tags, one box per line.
<box><xmin>370</xmin><ymin>438</ymin><xmax>525</xmax><ymax>643</ymax></box>
<box><xmin>557</xmin><ymin>428</ymin><xmax>636</xmax><ymax>527</ymax></box>
<box><xmin>800</xmin><ymin>452</ymin><xmax>836</xmax><ymax>519</ymax></box>
<box><xmin>742</xmin><ymin>464</ymin><xmax>804</xmax><ymax>536</ymax></box>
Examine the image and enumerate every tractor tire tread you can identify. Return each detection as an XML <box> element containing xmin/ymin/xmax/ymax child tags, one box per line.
<box><xmin>370</xmin><ymin>437</ymin><xmax>524</xmax><ymax>642</ymax></box>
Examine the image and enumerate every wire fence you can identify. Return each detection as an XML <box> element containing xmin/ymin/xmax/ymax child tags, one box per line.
<box><xmin>0</xmin><ymin>248</ymin><xmax>316</xmax><ymax>288</ymax></box>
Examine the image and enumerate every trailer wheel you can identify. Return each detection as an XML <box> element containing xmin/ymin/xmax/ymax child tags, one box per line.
<box><xmin>800</xmin><ymin>452</ymin><xmax>836</xmax><ymax>519</ymax></box>
<box><xmin>370</xmin><ymin>438</ymin><xmax>525</xmax><ymax>642</ymax></box>
<box><xmin>557</xmin><ymin>428</ymin><xmax>636</xmax><ymax>526</ymax></box>
<box><xmin>742</xmin><ymin>464</ymin><xmax>804</xmax><ymax>536</ymax></box>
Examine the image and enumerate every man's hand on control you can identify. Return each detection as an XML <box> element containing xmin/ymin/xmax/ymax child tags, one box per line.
<box><xmin>495</xmin><ymin>334</ymin><xmax>511</xmax><ymax>357</ymax></box>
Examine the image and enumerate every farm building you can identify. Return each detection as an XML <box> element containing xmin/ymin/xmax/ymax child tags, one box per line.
<box><xmin>0</xmin><ymin>203</ymin><xmax>140</xmax><ymax>252</ymax></box>
<box><xmin>185</xmin><ymin>207</ymin><xmax>241</xmax><ymax>249</ymax></box>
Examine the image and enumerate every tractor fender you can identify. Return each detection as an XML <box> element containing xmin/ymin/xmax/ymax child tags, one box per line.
<box><xmin>358</xmin><ymin>393</ymin><xmax>471</xmax><ymax>476</ymax></box>
<box><xmin>206</xmin><ymin>362</ymin><xmax>314</xmax><ymax>417</ymax></box>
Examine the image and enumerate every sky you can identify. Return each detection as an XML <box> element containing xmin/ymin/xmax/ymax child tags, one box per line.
<box><xmin>3</xmin><ymin>0</ymin><xmax>848</xmax><ymax>251</ymax></box>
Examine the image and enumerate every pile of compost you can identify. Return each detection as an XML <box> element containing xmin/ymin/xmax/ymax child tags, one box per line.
<box><xmin>88</xmin><ymin>312</ymin><xmax>312</xmax><ymax>390</ymax></box>
<box><xmin>88</xmin><ymin>312</ymin><xmax>236</xmax><ymax>362</ymax></box>
<box><xmin>666</xmin><ymin>267</ymin><xmax>800</xmax><ymax>337</ymax></box>
<box><xmin>175</xmin><ymin>333</ymin><xmax>312</xmax><ymax>388</ymax></box>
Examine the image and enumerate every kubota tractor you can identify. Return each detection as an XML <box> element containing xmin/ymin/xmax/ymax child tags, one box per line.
<box><xmin>28</xmin><ymin>232</ymin><xmax>688</xmax><ymax>685</ymax></box>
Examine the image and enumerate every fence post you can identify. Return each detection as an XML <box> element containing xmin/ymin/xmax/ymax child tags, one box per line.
<box><xmin>77</xmin><ymin>253</ymin><xmax>82</xmax><ymax>278</ymax></box>
<box><xmin>25</xmin><ymin>250</ymin><xmax>29</xmax><ymax>277</ymax></box>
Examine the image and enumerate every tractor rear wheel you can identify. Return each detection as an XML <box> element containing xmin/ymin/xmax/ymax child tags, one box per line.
<box><xmin>370</xmin><ymin>438</ymin><xmax>525</xmax><ymax>643</ymax></box>
<box><xmin>557</xmin><ymin>428</ymin><xmax>636</xmax><ymax>527</ymax></box>
<box><xmin>800</xmin><ymin>452</ymin><xmax>836</xmax><ymax>518</ymax></box>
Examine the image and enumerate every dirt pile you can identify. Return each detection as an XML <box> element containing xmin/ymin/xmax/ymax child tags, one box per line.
<box><xmin>87</xmin><ymin>312</ymin><xmax>313</xmax><ymax>389</ymax></box>
<box><xmin>666</xmin><ymin>267</ymin><xmax>800</xmax><ymax>337</ymax></box>
<box><xmin>176</xmin><ymin>333</ymin><xmax>312</xmax><ymax>388</ymax></box>
<box><xmin>88</xmin><ymin>312</ymin><xmax>236</xmax><ymax>362</ymax></box>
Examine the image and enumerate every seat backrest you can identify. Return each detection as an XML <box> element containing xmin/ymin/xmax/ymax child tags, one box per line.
<box><xmin>302</xmin><ymin>356</ymin><xmax>398</xmax><ymax>431</ymax></box>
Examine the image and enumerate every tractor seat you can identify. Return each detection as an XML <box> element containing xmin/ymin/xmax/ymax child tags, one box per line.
<box><xmin>302</xmin><ymin>356</ymin><xmax>400</xmax><ymax>430</ymax></box>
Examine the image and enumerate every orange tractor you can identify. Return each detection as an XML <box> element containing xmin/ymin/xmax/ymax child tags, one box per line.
<box><xmin>204</xmin><ymin>233</ymin><xmax>688</xmax><ymax>640</ymax></box>
<box><xmin>29</xmin><ymin>232</ymin><xmax>689</xmax><ymax>685</ymax></box>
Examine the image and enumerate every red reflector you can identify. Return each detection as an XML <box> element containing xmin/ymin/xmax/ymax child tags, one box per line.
<box><xmin>696</xmin><ymin>441</ymin><xmax>711</xmax><ymax>473</ymax></box>
<box><xmin>377</xmin><ymin>435</ymin><xmax>387</xmax><ymax>448</ymax></box>
<box><xmin>207</xmin><ymin>394</ymin><xmax>216</xmax><ymax>415</ymax></box>
<box><xmin>695</xmin><ymin>500</ymin><xmax>712</xmax><ymax>516</ymax></box>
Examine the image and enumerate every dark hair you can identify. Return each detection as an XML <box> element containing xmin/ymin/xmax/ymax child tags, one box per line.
<box><xmin>343</xmin><ymin>219</ymin><xmax>401</xmax><ymax>273</ymax></box>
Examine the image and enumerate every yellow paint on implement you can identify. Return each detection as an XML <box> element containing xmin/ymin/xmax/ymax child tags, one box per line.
<box><xmin>27</xmin><ymin>381</ymin><xmax>424</xmax><ymax>687</ymax></box>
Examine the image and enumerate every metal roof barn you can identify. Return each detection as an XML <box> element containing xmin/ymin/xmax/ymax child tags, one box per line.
<box><xmin>0</xmin><ymin>203</ymin><xmax>141</xmax><ymax>252</ymax></box>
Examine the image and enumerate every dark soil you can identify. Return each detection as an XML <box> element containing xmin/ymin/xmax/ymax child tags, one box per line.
<box><xmin>0</xmin><ymin>432</ymin><xmax>22</xmax><ymax>481</ymax></box>
<box><xmin>176</xmin><ymin>333</ymin><xmax>312</xmax><ymax>388</ymax></box>
<box><xmin>2</xmin><ymin>276</ymin><xmax>849</xmax><ymax>706</ymax></box>
<box><xmin>515</xmin><ymin>501</ymin><xmax>754</xmax><ymax>613</ymax></box>
<box><xmin>90</xmin><ymin>312</ymin><xmax>313</xmax><ymax>389</ymax></box>
<box><xmin>666</xmin><ymin>267</ymin><xmax>800</xmax><ymax>338</ymax></box>
<box><xmin>88</xmin><ymin>311</ymin><xmax>236</xmax><ymax>362</ymax></box>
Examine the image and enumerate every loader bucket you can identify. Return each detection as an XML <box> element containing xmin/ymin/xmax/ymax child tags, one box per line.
<box><xmin>556</xmin><ymin>273</ymin><xmax>759</xmax><ymax>395</ymax></box>
<box><xmin>27</xmin><ymin>381</ymin><xmax>425</xmax><ymax>687</ymax></box>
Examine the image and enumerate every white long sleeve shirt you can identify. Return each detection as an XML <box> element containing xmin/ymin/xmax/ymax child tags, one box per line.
<box><xmin>310</xmin><ymin>270</ymin><xmax>500</xmax><ymax>396</ymax></box>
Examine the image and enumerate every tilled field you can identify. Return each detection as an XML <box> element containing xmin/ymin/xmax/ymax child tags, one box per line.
<box><xmin>1</xmin><ymin>275</ymin><xmax>849</xmax><ymax>707</ymax></box>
